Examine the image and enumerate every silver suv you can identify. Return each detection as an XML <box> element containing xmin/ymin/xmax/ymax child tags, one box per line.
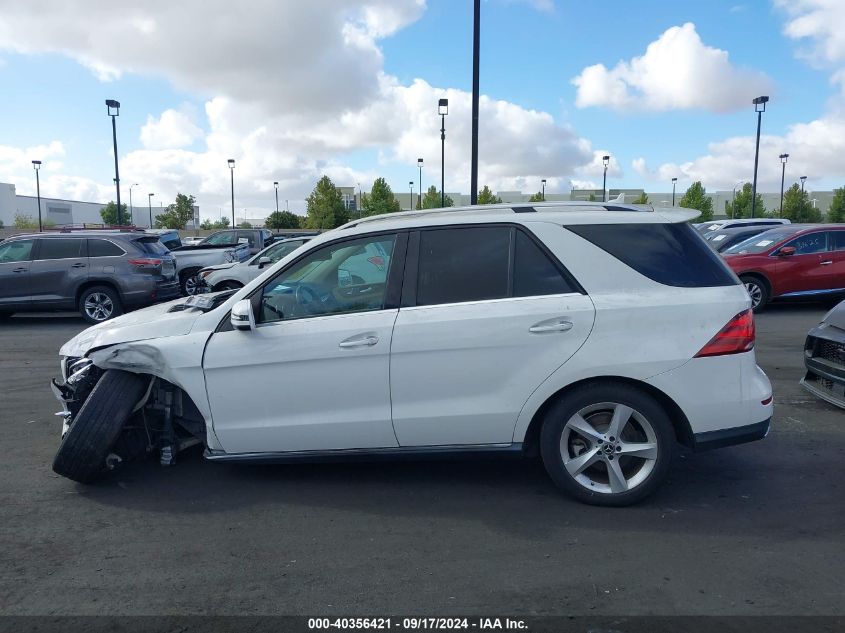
<box><xmin>0</xmin><ymin>232</ymin><xmax>180</xmax><ymax>323</ymax></box>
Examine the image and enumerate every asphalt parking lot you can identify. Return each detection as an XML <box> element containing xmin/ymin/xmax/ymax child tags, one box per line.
<box><xmin>0</xmin><ymin>305</ymin><xmax>843</xmax><ymax>617</ymax></box>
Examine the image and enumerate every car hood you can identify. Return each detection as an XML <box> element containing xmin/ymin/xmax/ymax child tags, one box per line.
<box><xmin>60</xmin><ymin>297</ymin><xmax>204</xmax><ymax>358</ymax></box>
<box><xmin>822</xmin><ymin>300</ymin><xmax>845</xmax><ymax>330</ymax></box>
<box><xmin>200</xmin><ymin>262</ymin><xmax>238</xmax><ymax>273</ymax></box>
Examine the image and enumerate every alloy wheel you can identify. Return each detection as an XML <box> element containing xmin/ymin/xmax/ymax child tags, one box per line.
<box><xmin>83</xmin><ymin>293</ymin><xmax>114</xmax><ymax>322</ymax></box>
<box><xmin>745</xmin><ymin>282</ymin><xmax>763</xmax><ymax>309</ymax></box>
<box><xmin>560</xmin><ymin>402</ymin><xmax>658</xmax><ymax>494</ymax></box>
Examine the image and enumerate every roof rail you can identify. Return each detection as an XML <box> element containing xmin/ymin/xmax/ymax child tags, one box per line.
<box><xmin>342</xmin><ymin>200</ymin><xmax>654</xmax><ymax>229</ymax></box>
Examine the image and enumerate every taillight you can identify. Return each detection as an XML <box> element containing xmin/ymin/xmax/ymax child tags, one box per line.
<box><xmin>128</xmin><ymin>258</ymin><xmax>162</xmax><ymax>266</ymax></box>
<box><xmin>695</xmin><ymin>309</ymin><xmax>755</xmax><ymax>358</ymax></box>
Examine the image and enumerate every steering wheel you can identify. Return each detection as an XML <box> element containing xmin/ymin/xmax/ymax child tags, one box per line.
<box><xmin>295</xmin><ymin>284</ymin><xmax>322</xmax><ymax>314</ymax></box>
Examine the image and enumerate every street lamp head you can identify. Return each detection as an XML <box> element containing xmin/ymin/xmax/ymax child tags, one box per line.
<box><xmin>541</xmin><ymin>178</ymin><xmax>547</xmax><ymax>185</ymax></box>
<box><xmin>227</xmin><ymin>158</ymin><xmax>235</xmax><ymax>169</ymax></box>
<box><xmin>671</xmin><ymin>177</ymin><xmax>677</xmax><ymax>183</ymax></box>
<box><xmin>602</xmin><ymin>155</ymin><xmax>610</xmax><ymax>167</ymax></box>
<box><xmin>753</xmin><ymin>95</ymin><xmax>769</xmax><ymax>112</ymax></box>
<box><xmin>273</xmin><ymin>181</ymin><xmax>278</xmax><ymax>187</ymax></box>
<box><xmin>149</xmin><ymin>193</ymin><xmax>154</xmax><ymax>198</ymax></box>
<box><xmin>105</xmin><ymin>99</ymin><xmax>120</xmax><ymax>116</ymax></box>
<box><xmin>800</xmin><ymin>175</ymin><xmax>807</xmax><ymax>182</ymax></box>
<box><xmin>780</xmin><ymin>153</ymin><xmax>789</xmax><ymax>162</ymax></box>
<box><xmin>418</xmin><ymin>158</ymin><xmax>424</xmax><ymax>167</ymax></box>
<box><xmin>438</xmin><ymin>98</ymin><xmax>449</xmax><ymax>116</ymax></box>
<box><xmin>32</xmin><ymin>160</ymin><xmax>41</xmax><ymax>170</ymax></box>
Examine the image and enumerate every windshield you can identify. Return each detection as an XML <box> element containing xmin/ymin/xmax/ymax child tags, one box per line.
<box><xmin>723</xmin><ymin>230</ymin><xmax>796</xmax><ymax>254</ymax></box>
<box><xmin>254</xmin><ymin>240</ymin><xmax>304</xmax><ymax>264</ymax></box>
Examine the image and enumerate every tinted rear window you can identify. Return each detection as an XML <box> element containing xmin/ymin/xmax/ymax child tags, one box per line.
<box><xmin>88</xmin><ymin>239</ymin><xmax>124</xmax><ymax>257</ymax></box>
<box><xmin>37</xmin><ymin>238</ymin><xmax>84</xmax><ymax>260</ymax></box>
<box><xmin>134</xmin><ymin>238</ymin><xmax>169</xmax><ymax>256</ymax></box>
<box><xmin>567</xmin><ymin>223</ymin><xmax>738</xmax><ymax>288</ymax></box>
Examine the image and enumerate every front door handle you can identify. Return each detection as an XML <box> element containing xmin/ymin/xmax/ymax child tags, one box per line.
<box><xmin>820</xmin><ymin>260</ymin><xmax>833</xmax><ymax>266</ymax></box>
<box><xmin>529</xmin><ymin>318</ymin><xmax>574</xmax><ymax>334</ymax></box>
<box><xmin>12</xmin><ymin>267</ymin><xmax>27</xmax><ymax>273</ymax></box>
<box><xmin>71</xmin><ymin>262</ymin><xmax>87</xmax><ymax>268</ymax></box>
<box><xmin>339</xmin><ymin>334</ymin><xmax>379</xmax><ymax>349</ymax></box>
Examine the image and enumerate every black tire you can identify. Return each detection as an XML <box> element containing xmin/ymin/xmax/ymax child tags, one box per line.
<box><xmin>540</xmin><ymin>382</ymin><xmax>674</xmax><ymax>506</ymax></box>
<box><xmin>740</xmin><ymin>275</ymin><xmax>769</xmax><ymax>313</ymax></box>
<box><xmin>52</xmin><ymin>370</ymin><xmax>148</xmax><ymax>483</ymax></box>
<box><xmin>79</xmin><ymin>285</ymin><xmax>122</xmax><ymax>324</ymax></box>
<box><xmin>180</xmin><ymin>269</ymin><xmax>203</xmax><ymax>296</ymax></box>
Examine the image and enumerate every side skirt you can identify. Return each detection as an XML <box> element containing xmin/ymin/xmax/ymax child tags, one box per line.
<box><xmin>204</xmin><ymin>443</ymin><xmax>524</xmax><ymax>465</ymax></box>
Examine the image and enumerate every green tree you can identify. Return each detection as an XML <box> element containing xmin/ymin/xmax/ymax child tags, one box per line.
<box><xmin>827</xmin><ymin>186</ymin><xmax>845</xmax><ymax>223</ymax></box>
<box><xmin>13</xmin><ymin>213</ymin><xmax>37</xmax><ymax>229</ymax></box>
<box><xmin>238</xmin><ymin>221</ymin><xmax>253</xmax><ymax>228</ymax></box>
<box><xmin>477</xmin><ymin>185</ymin><xmax>502</xmax><ymax>204</ymax></box>
<box><xmin>420</xmin><ymin>185</ymin><xmax>454</xmax><ymax>209</ymax></box>
<box><xmin>200</xmin><ymin>219</ymin><xmax>213</xmax><ymax>230</ymax></box>
<box><xmin>782</xmin><ymin>183</ymin><xmax>822</xmax><ymax>223</ymax></box>
<box><xmin>305</xmin><ymin>175</ymin><xmax>349</xmax><ymax>229</ymax></box>
<box><xmin>724</xmin><ymin>183</ymin><xmax>766</xmax><ymax>219</ymax></box>
<box><xmin>265</xmin><ymin>210</ymin><xmax>302</xmax><ymax>229</ymax></box>
<box><xmin>678</xmin><ymin>181</ymin><xmax>714</xmax><ymax>222</ymax></box>
<box><xmin>99</xmin><ymin>201</ymin><xmax>129</xmax><ymax>225</ymax></box>
<box><xmin>360</xmin><ymin>177</ymin><xmax>401</xmax><ymax>217</ymax></box>
<box><xmin>154</xmin><ymin>193</ymin><xmax>197</xmax><ymax>229</ymax></box>
<box><xmin>213</xmin><ymin>217</ymin><xmax>231</xmax><ymax>229</ymax></box>
<box><xmin>587</xmin><ymin>193</ymin><xmax>596</xmax><ymax>202</ymax></box>
<box><xmin>527</xmin><ymin>191</ymin><xmax>544</xmax><ymax>202</ymax></box>
<box><xmin>632</xmin><ymin>192</ymin><xmax>649</xmax><ymax>204</ymax></box>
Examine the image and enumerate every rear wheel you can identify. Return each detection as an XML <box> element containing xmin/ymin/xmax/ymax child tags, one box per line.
<box><xmin>79</xmin><ymin>286</ymin><xmax>122</xmax><ymax>324</ymax></box>
<box><xmin>540</xmin><ymin>382</ymin><xmax>674</xmax><ymax>506</ymax></box>
<box><xmin>741</xmin><ymin>275</ymin><xmax>769</xmax><ymax>313</ymax></box>
<box><xmin>52</xmin><ymin>370</ymin><xmax>148</xmax><ymax>483</ymax></box>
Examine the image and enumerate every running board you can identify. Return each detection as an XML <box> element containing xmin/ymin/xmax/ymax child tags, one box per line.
<box><xmin>204</xmin><ymin>443</ymin><xmax>523</xmax><ymax>464</ymax></box>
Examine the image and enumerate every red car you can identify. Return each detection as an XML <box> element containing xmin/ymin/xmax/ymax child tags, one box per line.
<box><xmin>722</xmin><ymin>224</ymin><xmax>845</xmax><ymax>312</ymax></box>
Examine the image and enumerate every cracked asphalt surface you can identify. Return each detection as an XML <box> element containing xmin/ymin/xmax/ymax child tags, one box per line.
<box><xmin>0</xmin><ymin>304</ymin><xmax>842</xmax><ymax>616</ymax></box>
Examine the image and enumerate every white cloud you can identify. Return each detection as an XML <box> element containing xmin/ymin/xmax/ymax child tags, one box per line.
<box><xmin>140</xmin><ymin>108</ymin><xmax>203</xmax><ymax>150</ymax></box>
<box><xmin>572</xmin><ymin>22</ymin><xmax>773</xmax><ymax>112</ymax></box>
<box><xmin>776</xmin><ymin>0</ymin><xmax>845</xmax><ymax>66</ymax></box>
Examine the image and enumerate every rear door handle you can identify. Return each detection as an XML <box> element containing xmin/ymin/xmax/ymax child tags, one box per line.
<box><xmin>71</xmin><ymin>263</ymin><xmax>87</xmax><ymax>268</ymax></box>
<box><xmin>529</xmin><ymin>318</ymin><xmax>574</xmax><ymax>334</ymax></box>
<box><xmin>820</xmin><ymin>260</ymin><xmax>833</xmax><ymax>266</ymax></box>
<box><xmin>339</xmin><ymin>334</ymin><xmax>379</xmax><ymax>349</ymax></box>
<box><xmin>12</xmin><ymin>267</ymin><xmax>27</xmax><ymax>273</ymax></box>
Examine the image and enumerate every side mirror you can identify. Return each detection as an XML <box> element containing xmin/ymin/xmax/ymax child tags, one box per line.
<box><xmin>258</xmin><ymin>256</ymin><xmax>272</xmax><ymax>269</ymax></box>
<box><xmin>778</xmin><ymin>246</ymin><xmax>796</xmax><ymax>257</ymax></box>
<box><xmin>230</xmin><ymin>299</ymin><xmax>255</xmax><ymax>331</ymax></box>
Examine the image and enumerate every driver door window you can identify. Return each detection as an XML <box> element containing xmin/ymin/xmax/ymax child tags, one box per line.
<box><xmin>259</xmin><ymin>234</ymin><xmax>396</xmax><ymax>323</ymax></box>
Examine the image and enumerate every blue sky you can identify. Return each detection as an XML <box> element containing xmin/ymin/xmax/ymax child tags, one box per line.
<box><xmin>0</xmin><ymin>0</ymin><xmax>843</xmax><ymax>219</ymax></box>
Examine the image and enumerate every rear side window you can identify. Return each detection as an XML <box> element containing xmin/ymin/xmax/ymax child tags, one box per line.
<box><xmin>88</xmin><ymin>239</ymin><xmax>125</xmax><ymax>257</ymax></box>
<box><xmin>567</xmin><ymin>223</ymin><xmax>738</xmax><ymax>288</ymax></box>
<box><xmin>417</xmin><ymin>227</ymin><xmax>510</xmax><ymax>305</ymax></box>
<box><xmin>782</xmin><ymin>231</ymin><xmax>827</xmax><ymax>254</ymax></box>
<box><xmin>513</xmin><ymin>230</ymin><xmax>575</xmax><ymax>297</ymax></box>
<box><xmin>830</xmin><ymin>231</ymin><xmax>845</xmax><ymax>251</ymax></box>
<box><xmin>134</xmin><ymin>238</ymin><xmax>169</xmax><ymax>256</ymax></box>
<box><xmin>37</xmin><ymin>238</ymin><xmax>83</xmax><ymax>260</ymax></box>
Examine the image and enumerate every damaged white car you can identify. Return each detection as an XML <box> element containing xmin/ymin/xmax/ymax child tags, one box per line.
<box><xmin>51</xmin><ymin>203</ymin><xmax>773</xmax><ymax>506</ymax></box>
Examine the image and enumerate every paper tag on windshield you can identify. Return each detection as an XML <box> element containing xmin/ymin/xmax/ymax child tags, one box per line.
<box><xmin>755</xmin><ymin>240</ymin><xmax>773</xmax><ymax>247</ymax></box>
<box><xmin>713</xmin><ymin>235</ymin><xmax>727</xmax><ymax>241</ymax></box>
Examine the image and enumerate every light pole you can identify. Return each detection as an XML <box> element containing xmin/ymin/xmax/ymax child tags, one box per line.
<box><xmin>732</xmin><ymin>180</ymin><xmax>746</xmax><ymax>219</ymax></box>
<box><xmin>32</xmin><ymin>160</ymin><xmax>42</xmax><ymax>232</ymax></box>
<box><xmin>228</xmin><ymin>159</ymin><xmax>235</xmax><ymax>227</ymax></box>
<box><xmin>671</xmin><ymin>177</ymin><xmax>678</xmax><ymax>206</ymax></box>
<box><xmin>417</xmin><ymin>159</ymin><xmax>423</xmax><ymax>209</ymax></box>
<box><xmin>779</xmin><ymin>153</ymin><xmax>789</xmax><ymax>217</ymax></box>
<box><xmin>148</xmin><ymin>193</ymin><xmax>154</xmax><ymax>228</ymax></box>
<box><xmin>105</xmin><ymin>99</ymin><xmax>123</xmax><ymax>225</ymax></box>
<box><xmin>409</xmin><ymin>181</ymin><xmax>414</xmax><ymax>211</ymax></box>
<box><xmin>602</xmin><ymin>155</ymin><xmax>610</xmax><ymax>202</ymax></box>
<box><xmin>439</xmin><ymin>98</ymin><xmax>448</xmax><ymax>207</ymax></box>
<box><xmin>274</xmin><ymin>181</ymin><xmax>279</xmax><ymax>214</ymax></box>
<box><xmin>751</xmin><ymin>95</ymin><xmax>769</xmax><ymax>218</ymax></box>
<box><xmin>470</xmin><ymin>0</ymin><xmax>480</xmax><ymax>205</ymax></box>
<box><xmin>129</xmin><ymin>183</ymin><xmax>139</xmax><ymax>225</ymax></box>
<box><xmin>800</xmin><ymin>175</ymin><xmax>807</xmax><ymax>220</ymax></box>
<box><xmin>356</xmin><ymin>183</ymin><xmax>361</xmax><ymax>217</ymax></box>
<box><xmin>541</xmin><ymin>178</ymin><xmax>546</xmax><ymax>201</ymax></box>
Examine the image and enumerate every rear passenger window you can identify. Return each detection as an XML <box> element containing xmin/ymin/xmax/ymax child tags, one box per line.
<box><xmin>37</xmin><ymin>238</ymin><xmax>83</xmax><ymax>260</ymax></box>
<box><xmin>830</xmin><ymin>232</ymin><xmax>845</xmax><ymax>251</ymax></box>
<box><xmin>513</xmin><ymin>230</ymin><xmax>574</xmax><ymax>297</ymax></box>
<box><xmin>417</xmin><ymin>227</ymin><xmax>510</xmax><ymax>306</ymax></box>
<box><xmin>783</xmin><ymin>232</ymin><xmax>827</xmax><ymax>254</ymax></box>
<box><xmin>88</xmin><ymin>239</ymin><xmax>124</xmax><ymax>257</ymax></box>
<box><xmin>567</xmin><ymin>223</ymin><xmax>738</xmax><ymax>288</ymax></box>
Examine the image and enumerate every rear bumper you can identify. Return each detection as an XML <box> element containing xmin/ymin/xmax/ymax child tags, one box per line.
<box><xmin>122</xmin><ymin>279</ymin><xmax>181</xmax><ymax>307</ymax></box>
<box><xmin>692</xmin><ymin>418</ymin><xmax>770</xmax><ymax>451</ymax></box>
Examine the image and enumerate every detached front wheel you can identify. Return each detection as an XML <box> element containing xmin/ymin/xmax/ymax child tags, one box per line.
<box><xmin>540</xmin><ymin>383</ymin><xmax>673</xmax><ymax>506</ymax></box>
<box><xmin>52</xmin><ymin>370</ymin><xmax>147</xmax><ymax>483</ymax></box>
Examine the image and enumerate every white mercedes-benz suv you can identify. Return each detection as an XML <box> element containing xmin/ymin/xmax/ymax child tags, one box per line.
<box><xmin>51</xmin><ymin>202</ymin><xmax>772</xmax><ymax>505</ymax></box>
